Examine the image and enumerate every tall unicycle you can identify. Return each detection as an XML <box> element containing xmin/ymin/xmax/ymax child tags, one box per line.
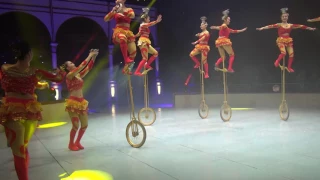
<box><xmin>278</xmin><ymin>57</ymin><xmax>290</xmax><ymax>121</ymax></box>
<box><xmin>198</xmin><ymin>60</ymin><xmax>209</xmax><ymax>119</ymax></box>
<box><xmin>124</xmin><ymin>64</ymin><xmax>147</xmax><ymax>148</ymax></box>
<box><xmin>215</xmin><ymin>59</ymin><xmax>232</xmax><ymax>122</ymax></box>
<box><xmin>138</xmin><ymin>70</ymin><xmax>156</xmax><ymax>126</ymax></box>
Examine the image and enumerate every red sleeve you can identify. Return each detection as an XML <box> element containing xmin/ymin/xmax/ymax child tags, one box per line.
<box><xmin>292</xmin><ymin>24</ymin><xmax>308</xmax><ymax>29</ymax></box>
<box><xmin>35</xmin><ymin>69</ymin><xmax>66</xmax><ymax>83</ymax></box>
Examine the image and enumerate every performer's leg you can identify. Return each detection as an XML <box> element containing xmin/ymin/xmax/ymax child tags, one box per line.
<box><xmin>22</xmin><ymin>121</ymin><xmax>38</xmax><ymax>168</ymax></box>
<box><xmin>4</xmin><ymin>121</ymin><xmax>29</xmax><ymax>180</ymax></box>
<box><xmin>145</xmin><ymin>45</ymin><xmax>159</xmax><ymax>70</ymax></box>
<box><xmin>75</xmin><ymin>114</ymin><xmax>88</xmax><ymax>150</ymax></box>
<box><xmin>68</xmin><ymin>112</ymin><xmax>80</xmax><ymax>151</ymax></box>
<box><xmin>274</xmin><ymin>44</ymin><xmax>286</xmax><ymax>67</ymax></box>
<box><xmin>4</xmin><ymin>126</ymin><xmax>13</xmax><ymax>147</ymax></box>
<box><xmin>223</xmin><ymin>45</ymin><xmax>235</xmax><ymax>72</ymax></box>
<box><xmin>134</xmin><ymin>44</ymin><xmax>148</xmax><ymax>76</ymax></box>
<box><xmin>286</xmin><ymin>45</ymin><xmax>295</xmax><ymax>72</ymax></box>
<box><xmin>127</xmin><ymin>41</ymin><xmax>137</xmax><ymax>62</ymax></box>
<box><xmin>215</xmin><ymin>46</ymin><xmax>226</xmax><ymax>67</ymax></box>
<box><xmin>189</xmin><ymin>48</ymin><xmax>201</xmax><ymax>68</ymax></box>
<box><xmin>114</xmin><ymin>34</ymin><xmax>133</xmax><ymax>64</ymax></box>
<box><xmin>201</xmin><ymin>50</ymin><xmax>209</xmax><ymax>78</ymax></box>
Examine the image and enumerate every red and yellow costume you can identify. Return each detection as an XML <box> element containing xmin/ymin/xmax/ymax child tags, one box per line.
<box><xmin>263</xmin><ymin>23</ymin><xmax>312</xmax><ymax>72</ymax></box>
<box><xmin>134</xmin><ymin>20</ymin><xmax>159</xmax><ymax>76</ymax></box>
<box><xmin>0</xmin><ymin>64</ymin><xmax>64</xmax><ymax>180</ymax></box>
<box><xmin>104</xmin><ymin>7</ymin><xmax>136</xmax><ymax>73</ymax></box>
<box><xmin>65</xmin><ymin>58</ymin><xmax>94</xmax><ymax>151</ymax></box>
<box><xmin>215</xmin><ymin>24</ymin><xmax>241</xmax><ymax>72</ymax></box>
<box><xmin>190</xmin><ymin>30</ymin><xmax>210</xmax><ymax>78</ymax></box>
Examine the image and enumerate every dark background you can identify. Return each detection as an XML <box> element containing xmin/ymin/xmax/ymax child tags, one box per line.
<box><xmin>0</xmin><ymin>0</ymin><xmax>320</xmax><ymax>108</ymax></box>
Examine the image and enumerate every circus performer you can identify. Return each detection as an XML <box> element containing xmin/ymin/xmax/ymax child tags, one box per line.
<box><xmin>104</xmin><ymin>0</ymin><xmax>136</xmax><ymax>74</ymax></box>
<box><xmin>307</xmin><ymin>16</ymin><xmax>320</xmax><ymax>22</ymax></box>
<box><xmin>4</xmin><ymin>81</ymin><xmax>49</xmax><ymax>148</ymax></box>
<box><xmin>210</xmin><ymin>9</ymin><xmax>247</xmax><ymax>73</ymax></box>
<box><xmin>257</xmin><ymin>8</ymin><xmax>316</xmax><ymax>72</ymax></box>
<box><xmin>134</xmin><ymin>8</ymin><xmax>162</xmax><ymax>76</ymax></box>
<box><xmin>189</xmin><ymin>16</ymin><xmax>211</xmax><ymax>78</ymax></box>
<box><xmin>60</xmin><ymin>49</ymin><xmax>98</xmax><ymax>151</ymax></box>
<box><xmin>0</xmin><ymin>40</ymin><xmax>65</xmax><ymax>180</ymax></box>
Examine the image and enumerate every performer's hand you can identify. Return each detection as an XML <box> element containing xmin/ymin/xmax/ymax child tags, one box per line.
<box><xmin>307</xmin><ymin>19</ymin><xmax>313</xmax><ymax>22</ymax></box>
<box><xmin>156</xmin><ymin>15</ymin><xmax>162</xmax><ymax>23</ymax></box>
<box><xmin>191</xmin><ymin>42</ymin><xmax>197</xmax><ymax>45</ymax></box>
<box><xmin>308</xmin><ymin>27</ymin><xmax>316</xmax><ymax>31</ymax></box>
<box><xmin>241</xmin><ymin>27</ymin><xmax>247</xmax><ymax>32</ymax></box>
<box><xmin>89</xmin><ymin>50</ymin><xmax>99</xmax><ymax>57</ymax></box>
<box><xmin>195</xmin><ymin>33</ymin><xmax>200</xmax><ymax>37</ymax></box>
<box><xmin>256</xmin><ymin>27</ymin><xmax>263</xmax><ymax>31</ymax></box>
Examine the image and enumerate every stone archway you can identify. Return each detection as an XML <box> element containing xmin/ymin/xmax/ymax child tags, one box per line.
<box><xmin>56</xmin><ymin>16</ymin><xmax>109</xmax><ymax>109</ymax></box>
<box><xmin>0</xmin><ymin>11</ymin><xmax>51</xmax><ymax>69</ymax></box>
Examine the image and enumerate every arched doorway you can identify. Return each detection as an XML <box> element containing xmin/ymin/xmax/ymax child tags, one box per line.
<box><xmin>0</xmin><ymin>11</ymin><xmax>51</xmax><ymax>69</ymax></box>
<box><xmin>56</xmin><ymin>17</ymin><xmax>109</xmax><ymax>110</ymax></box>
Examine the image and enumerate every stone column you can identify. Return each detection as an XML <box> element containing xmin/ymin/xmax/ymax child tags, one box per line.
<box><xmin>50</xmin><ymin>42</ymin><xmax>61</xmax><ymax>100</ymax></box>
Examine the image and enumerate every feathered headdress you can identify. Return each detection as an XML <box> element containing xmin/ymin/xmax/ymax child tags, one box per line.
<box><xmin>141</xmin><ymin>7</ymin><xmax>150</xmax><ymax>19</ymax></box>
<box><xmin>280</xmin><ymin>7</ymin><xmax>288</xmax><ymax>14</ymax></box>
<box><xmin>222</xmin><ymin>9</ymin><xmax>230</xmax><ymax>20</ymax></box>
<box><xmin>200</xmin><ymin>16</ymin><xmax>208</xmax><ymax>25</ymax></box>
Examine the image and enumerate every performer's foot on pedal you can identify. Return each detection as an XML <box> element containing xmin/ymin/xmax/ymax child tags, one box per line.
<box><xmin>194</xmin><ymin>63</ymin><xmax>200</xmax><ymax>68</ymax></box>
<box><xmin>227</xmin><ymin>68</ymin><xmax>234</xmax><ymax>73</ymax></box>
<box><xmin>134</xmin><ymin>72</ymin><xmax>143</xmax><ymax>76</ymax></box>
<box><xmin>274</xmin><ymin>60</ymin><xmax>280</xmax><ymax>67</ymax></box>
<box><xmin>122</xmin><ymin>62</ymin><xmax>135</xmax><ymax>75</ymax></box>
<box><xmin>287</xmin><ymin>68</ymin><xmax>294</xmax><ymax>73</ymax></box>
<box><xmin>68</xmin><ymin>144</ymin><xmax>80</xmax><ymax>151</ymax></box>
<box><xmin>204</xmin><ymin>74</ymin><xmax>209</xmax><ymax>78</ymax></box>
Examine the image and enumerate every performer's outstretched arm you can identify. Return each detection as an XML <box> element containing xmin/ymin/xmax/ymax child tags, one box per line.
<box><xmin>291</xmin><ymin>24</ymin><xmax>316</xmax><ymax>30</ymax></box>
<box><xmin>67</xmin><ymin>52</ymin><xmax>97</xmax><ymax>79</ymax></box>
<box><xmin>308</xmin><ymin>17</ymin><xmax>320</xmax><ymax>22</ymax></box>
<box><xmin>192</xmin><ymin>32</ymin><xmax>208</xmax><ymax>45</ymax></box>
<box><xmin>230</xmin><ymin>27</ymin><xmax>247</xmax><ymax>33</ymax></box>
<box><xmin>35</xmin><ymin>69</ymin><xmax>65</xmax><ymax>83</ymax></box>
<box><xmin>256</xmin><ymin>24</ymin><xmax>280</xmax><ymax>30</ymax></box>
<box><xmin>79</xmin><ymin>56</ymin><xmax>96</xmax><ymax>78</ymax></box>
<box><xmin>104</xmin><ymin>6</ymin><xmax>119</xmax><ymax>22</ymax></box>
<box><xmin>210</xmin><ymin>24</ymin><xmax>227</xmax><ymax>30</ymax></box>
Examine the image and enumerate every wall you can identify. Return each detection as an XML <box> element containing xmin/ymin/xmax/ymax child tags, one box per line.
<box><xmin>174</xmin><ymin>93</ymin><xmax>320</xmax><ymax>109</ymax></box>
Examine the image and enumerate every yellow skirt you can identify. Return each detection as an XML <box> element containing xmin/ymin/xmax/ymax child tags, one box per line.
<box><xmin>215</xmin><ymin>37</ymin><xmax>232</xmax><ymax>47</ymax></box>
<box><xmin>112</xmin><ymin>27</ymin><xmax>135</xmax><ymax>44</ymax></box>
<box><xmin>195</xmin><ymin>44</ymin><xmax>210</xmax><ymax>52</ymax></box>
<box><xmin>138</xmin><ymin>37</ymin><xmax>151</xmax><ymax>46</ymax></box>
<box><xmin>0</xmin><ymin>97</ymin><xmax>42</xmax><ymax>124</ymax></box>
<box><xmin>65</xmin><ymin>96</ymin><xmax>88</xmax><ymax>115</ymax></box>
<box><xmin>276</xmin><ymin>37</ymin><xmax>293</xmax><ymax>47</ymax></box>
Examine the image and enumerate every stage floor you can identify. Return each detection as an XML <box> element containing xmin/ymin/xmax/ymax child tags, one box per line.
<box><xmin>1</xmin><ymin>107</ymin><xmax>320</xmax><ymax>180</ymax></box>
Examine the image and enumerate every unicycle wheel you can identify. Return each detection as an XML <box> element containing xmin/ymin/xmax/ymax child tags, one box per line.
<box><xmin>279</xmin><ymin>101</ymin><xmax>289</xmax><ymax>121</ymax></box>
<box><xmin>220</xmin><ymin>103</ymin><xmax>232</xmax><ymax>122</ymax></box>
<box><xmin>138</xmin><ymin>107</ymin><xmax>156</xmax><ymax>126</ymax></box>
<box><xmin>198</xmin><ymin>102</ymin><xmax>209</xmax><ymax>119</ymax></box>
<box><xmin>126</xmin><ymin>120</ymin><xmax>147</xmax><ymax>148</ymax></box>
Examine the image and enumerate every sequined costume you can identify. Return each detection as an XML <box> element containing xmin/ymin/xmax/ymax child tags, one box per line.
<box><xmin>134</xmin><ymin>18</ymin><xmax>160</xmax><ymax>76</ymax></box>
<box><xmin>65</xmin><ymin>59</ymin><xmax>93</xmax><ymax>115</ymax></box>
<box><xmin>104</xmin><ymin>6</ymin><xmax>137</xmax><ymax>74</ymax></box>
<box><xmin>190</xmin><ymin>30</ymin><xmax>211</xmax><ymax>78</ymax></box>
<box><xmin>261</xmin><ymin>23</ymin><xmax>313</xmax><ymax>72</ymax></box>
<box><xmin>0</xmin><ymin>65</ymin><xmax>64</xmax><ymax>123</ymax></box>
<box><xmin>214</xmin><ymin>23</ymin><xmax>243</xmax><ymax>72</ymax></box>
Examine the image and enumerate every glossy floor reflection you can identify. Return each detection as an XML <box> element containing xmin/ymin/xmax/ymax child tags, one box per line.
<box><xmin>1</xmin><ymin>108</ymin><xmax>320</xmax><ymax>180</ymax></box>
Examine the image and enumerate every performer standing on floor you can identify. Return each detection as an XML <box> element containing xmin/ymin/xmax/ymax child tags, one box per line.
<box><xmin>307</xmin><ymin>16</ymin><xmax>320</xmax><ymax>22</ymax></box>
<box><xmin>0</xmin><ymin>40</ymin><xmax>65</xmax><ymax>180</ymax></box>
<box><xmin>60</xmin><ymin>49</ymin><xmax>99</xmax><ymax>151</ymax></box>
<box><xmin>210</xmin><ymin>9</ymin><xmax>247</xmax><ymax>73</ymax></box>
<box><xmin>189</xmin><ymin>16</ymin><xmax>211</xmax><ymax>78</ymax></box>
<box><xmin>256</xmin><ymin>8</ymin><xmax>316</xmax><ymax>72</ymax></box>
<box><xmin>104</xmin><ymin>0</ymin><xmax>136</xmax><ymax>74</ymax></box>
<box><xmin>134</xmin><ymin>8</ymin><xmax>162</xmax><ymax>76</ymax></box>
